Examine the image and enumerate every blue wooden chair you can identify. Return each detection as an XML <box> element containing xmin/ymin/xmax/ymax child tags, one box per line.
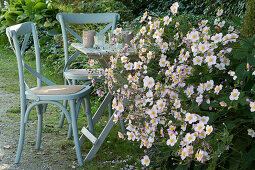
<box><xmin>56</xmin><ymin>13</ymin><xmax>120</xmax><ymax>128</ymax></box>
<box><xmin>6</xmin><ymin>22</ymin><xmax>93</xmax><ymax>166</ymax></box>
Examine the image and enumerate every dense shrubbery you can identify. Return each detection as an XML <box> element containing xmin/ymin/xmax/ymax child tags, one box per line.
<box><xmin>106</xmin><ymin>2</ymin><xmax>255</xmax><ymax>169</ymax></box>
<box><xmin>0</xmin><ymin>0</ymin><xmax>59</xmax><ymax>43</ymax></box>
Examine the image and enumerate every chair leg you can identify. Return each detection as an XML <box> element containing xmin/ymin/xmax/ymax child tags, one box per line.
<box><xmin>42</xmin><ymin>104</ymin><xmax>47</xmax><ymax>113</ymax></box>
<box><xmin>70</xmin><ymin>99</ymin><xmax>83</xmax><ymax>166</ymax></box>
<box><xmin>59</xmin><ymin>79</ymin><xmax>71</xmax><ymax>128</ymax></box>
<box><xmin>58</xmin><ymin>100</ymin><xmax>68</xmax><ymax>128</ymax></box>
<box><xmin>84</xmin><ymin>96</ymin><xmax>94</xmax><ymax>135</ymax></box>
<box><xmin>15</xmin><ymin>101</ymin><xmax>27</xmax><ymax>164</ymax></box>
<box><xmin>35</xmin><ymin>105</ymin><xmax>43</xmax><ymax>150</ymax></box>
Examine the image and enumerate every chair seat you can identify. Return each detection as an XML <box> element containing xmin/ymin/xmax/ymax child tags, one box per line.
<box><xmin>31</xmin><ymin>85</ymin><xmax>85</xmax><ymax>95</ymax></box>
<box><xmin>68</xmin><ymin>69</ymin><xmax>104</xmax><ymax>76</ymax></box>
<box><xmin>64</xmin><ymin>69</ymin><xmax>105</xmax><ymax>81</ymax></box>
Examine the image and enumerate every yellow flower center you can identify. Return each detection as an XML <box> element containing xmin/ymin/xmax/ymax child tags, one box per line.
<box><xmin>209</xmin><ymin>58</ymin><xmax>213</xmax><ymax>62</ymax></box>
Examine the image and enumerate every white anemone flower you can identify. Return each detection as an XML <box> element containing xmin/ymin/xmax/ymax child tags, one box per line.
<box><xmin>113</xmin><ymin>28</ymin><xmax>122</xmax><ymax>35</ymax></box>
<box><xmin>163</xmin><ymin>15</ymin><xmax>172</xmax><ymax>25</ymax></box>
<box><xmin>218</xmin><ymin>20</ymin><xmax>225</xmax><ymax>28</ymax></box>
<box><xmin>193</xmin><ymin>56</ymin><xmax>203</xmax><ymax>66</ymax></box>
<box><xmin>220</xmin><ymin>101</ymin><xmax>227</xmax><ymax>107</ymax></box>
<box><xmin>143</xmin><ymin>76</ymin><xmax>155</xmax><ymax>89</ymax></box>
<box><xmin>198</xmin><ymin>42</ymin><xmax>209</xmax><ymax>53</ymax></box>
<box><xmin>214</xmin><ymin>84</ymin><xmax>223</xmax><ymax>95</ymax></box>
<box><xmin>140</xmin><ymin>26</ymin><xmax>146</xmax><ymax>35</ymax></box>
<box><xmin>189</xmin><ymin>31</ymin><xmax>199</xmax><ymax>42</ymax></box>
<box><xmin>170</xmin><ymin>2</ymin><xmax>179</xmax><ymax>15</ymax></box>
<box><xmin>124</xmin><ymin>62</ymin><xmax>133</xmax><ymax>70</ymax></box>
<box><xmin>166</xmin><ymin>135</ymin><xmax>177</xmax><ymax>146</ymax></box>
<box><xmin>185</xmin><ymin>86</ymin><xmax>194</xmax><ymax>98</ymax></box>
<box><xmin>229</xmin><ymin>89</ymin><xmax>240</xmax><ymax>100</ymax></box>
<box><xmin>205</xmin><ymin>80</ymin><xmax>214</xmax><ymax>91</ymax></box>
<box><xmin>216</xmin><ymin>9</ymin><xmax>223</xmax><ymax>16</ymax></box>
<box><xmin>250</xmin><ymin>102</ymin><xmax>255</xmax><ymax>112</ymax></box>
<box><xmin>185</xmin><ymin>113</ymin><xmax>197</xmax><ymax>124</ymax></box>
<box><xmin>184</xmin><ymin>133</ymin><xmax>196</xmax><ymax>144</ymax></box>
<box><xmin>205</xmin><ymin>125</ymin><xmax>213</xmax><ymax>135</ymax></box>
<box><xmin>211</xmin><ymin>33</ymin><xmax>222</xmax><ymax>43</ymax></box>
<box><xmin>205</xmin><ymin>55</ymin><xmax>217</xmax><ymax>66</ymax></box>
<box><xmin>141</xmin><ymin>155</ymin><xmax>150</xmax><ymax>166</ymax></box>
<box><xmin>194</xmin><ymin>122</ymin><xmax>205</xmax><ymax>133</ymax></box>
<box><xmin>248</xmin><ymin>128</ymin><xmax>255</xmax><ymax>138</ymax></box>
<box><xmin>173</xmin><ymin>99</ymin><xmax>181</xmax><ymax>108</ymax></box>
<box><xmin>200</xmin><ymin>116</ymin><xmax>209</xmax><ymax>124</ymax></box>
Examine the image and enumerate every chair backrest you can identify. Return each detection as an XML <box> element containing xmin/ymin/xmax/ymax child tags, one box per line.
<box><xmin>56</xmin><ymin>13</ymin><xmax>120</xmax><ymax>63</ymax></box>
<box><xmin>6</xmin><ymin>22</ymin><xmax>54</xmax><ymax>98</ymax></box>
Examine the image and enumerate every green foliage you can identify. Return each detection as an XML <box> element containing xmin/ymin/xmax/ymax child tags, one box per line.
<box><xmin>0</xmin><ymin>0</ymin><xmax>59</xmax><ymax>44</ymax></box>
<box><xmin>55</xmin><ymin>0</ymin><xmax>134</xmax><ymax>23</ymax></box>
<box><xmin>241</xmin><ymin>0</ymin><xmax>255</xmax><ymax>38</ymax></box>
<box><xmin>116</xmin><ymin>0</ymin><xmax>246</xmax><ymax>19</ymax></box>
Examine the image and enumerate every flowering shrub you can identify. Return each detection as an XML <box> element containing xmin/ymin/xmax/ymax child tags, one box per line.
<box><xmin>105</xmin><ymin>2</ymin><xmax>255</xmax><ymax>168</ymax></box>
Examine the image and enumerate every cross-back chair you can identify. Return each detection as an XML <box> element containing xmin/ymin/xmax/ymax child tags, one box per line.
<box><xmin>56</xmin><ymin>13</ymin><xmax>120</xmax><ymax>128</ymax></box>
<box><xmin>6</xmin><ymin>22</ymin><xmax>94</xmax><ymax>166</ymax></box>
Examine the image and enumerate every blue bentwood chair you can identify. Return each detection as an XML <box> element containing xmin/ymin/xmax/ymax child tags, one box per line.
<box><xmin>56</xmin><ymin>13</ymin><xmax>120</xmax><ymax>128</ymax></box>
<box><xmin>6</xmin><ymin>22</ymin><xmax>94</xmax><ymax>166</ymax></box>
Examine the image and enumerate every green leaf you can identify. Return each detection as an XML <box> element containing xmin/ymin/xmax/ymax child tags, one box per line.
<box><xmin>46</xmin><ymin>29</ymin><xmax>58</xmax><ymax>36</ymax></box>
<box><xmin>235</xmin><ymin>63</ymin><xmax>249</xmax><ymax>81</ymax></box>
<box><xmin>17</xmin><ymin>14</ymin><xmax>28</xmax><ymax>23</ymax></box>
<box><xmin>207</xmin><ymin>112</ymin><xmax>220</xmax><ymax>124</ymax></box>
<box><xmin>44</xmin><ymin>20</ymin><xmax>55</xmax><ymax>27</ymax></box>
<box><xmin>225</xmin><ymin>122</ymin><xmax>236</xmax><ymax>130</ymax></box>
<box><xmin>239</xmin><ymin>92</ymin><xmax>248</xmax><ymax>106</ymax></box>
<box><xmin>251</xmin><ymin>84</ymin><xmax>255</xmax><ymax>95</ymax></box>
<box><xmin>233</xmin><ymin>48</ymin><xmax>248</xmax><ymax>59</ymax></box>
<box><xmin>34</xmin><ymin>2</ymin><xmax>47</xmax><ymax>10</ymax></box>
<box><xmin>248</xmin><ymin>54</ymin><xmax>255</xmax><ymax>67</ymax></box>
<box><xmin>35</xmin><ymin>14</ymin><xmax>44</xmax><ymax>21</ymax></box>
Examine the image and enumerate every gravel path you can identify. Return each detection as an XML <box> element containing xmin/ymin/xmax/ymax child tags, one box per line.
<box><xmin>0</xmin><ymin>88</ymin><xmax>20</xmax><ymax>170</ymax></box>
